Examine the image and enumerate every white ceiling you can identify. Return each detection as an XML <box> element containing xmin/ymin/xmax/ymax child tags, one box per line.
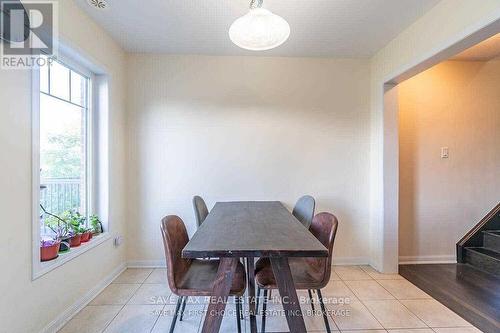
<box><xmin>75</xmin><ymin>0</ymin><xmax>439</xmax><ymax>57</ymax></box>
<box><xmin>452</xmin><ymin>33</ymin><xmax>500</xmax><ymax>61</ymax></box>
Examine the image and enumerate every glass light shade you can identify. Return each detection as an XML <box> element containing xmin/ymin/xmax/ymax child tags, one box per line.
<box><xmin>229</xmin><ymin>8</ymin><xmax>290</xmax><ymax>51</ymax></box>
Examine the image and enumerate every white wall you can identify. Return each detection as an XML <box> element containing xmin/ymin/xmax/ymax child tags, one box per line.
<box><xmin>0</xmin><ymin>1</ymin><xmax>127</xmax><ymax>332</ymax></box>
<box><xmin>126</xmin><ymin>55</ymin><xmax>371</xmax><ymax>265</ymax></box>
<box><xmin>398</xmin><ymin>59</ymin><xmax>500</xmax><ymax>261</ymax></box>
<box><xmin>369</xmin><ymin>0</ymin><xmax>500</xmax><ymax>272</ymax></box>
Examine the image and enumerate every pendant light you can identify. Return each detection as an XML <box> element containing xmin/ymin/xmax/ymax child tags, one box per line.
<box><xmin>229</xmin><ymin>0</ymin><xmax>290</xmax><ymax>51</ymax></box>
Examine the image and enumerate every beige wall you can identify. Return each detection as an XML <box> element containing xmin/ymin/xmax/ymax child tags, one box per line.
<box><xmin>398</xmin><ymin>59</ymin><xmax>500</xmax><ymax>260</ymax></box>
<box><xmin>369</xmin><ymin>0</ymin><xmax>500</xmax><ymax>272</ymax></box>
<box><xmin>1</xmin><ymin>0</ymin><xmax>500</xmax><ymax>330</ymax></box>
<box><xmin>0</xmin><ymin>1</ymin><xmax>127</xmax><ymax>332</ymax></box>
<box><xmin>126</xmin><ymin>55</ymin><xmax>372</xmax><ymax>265</ymax></box>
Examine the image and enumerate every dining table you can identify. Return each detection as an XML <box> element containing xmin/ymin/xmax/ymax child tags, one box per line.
<box><xmin>182</xmin><ymin>201</ymin><xmax>329</xmax><ymax>333</ymax></box>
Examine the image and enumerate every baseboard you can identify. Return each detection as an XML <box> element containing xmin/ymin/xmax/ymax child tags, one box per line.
<box><xmin>40</xmin><ymin>263</ymin><xmax>126</xmax><ymax>333</ymax></box>
<box><xmin>128</xmin><ymin>257</ymin><xmax>370</xmax><ymax>268</ymax></box>
<box><xmin>332</xmin><ymin>256</ymin><xmax>370</xmax><ymax>266</ymax></box>
<box><xmin>127</xmin><ymin>259</ymin><xmax>166</xmax><ymax>268</ymax></box>
<box><xmin>399</xmin><ymin>255</ymin><xmax>457</xmax><ymax>265</ymax></box>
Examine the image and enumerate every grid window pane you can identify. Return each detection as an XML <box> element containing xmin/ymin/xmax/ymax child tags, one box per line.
<box><xmin>70</xmin><ymin>71</ymin><xmax>87</xmax><ymax>107</ymax></box>
<box><xmin>40</xmin><ymin>56</ymin><xmax>49</xmax><ymax>94</ymax></box>
<box><xmin>49</xmin><ymin>60</ymin><xmax>70</xmax><ymax>101</ymax></box>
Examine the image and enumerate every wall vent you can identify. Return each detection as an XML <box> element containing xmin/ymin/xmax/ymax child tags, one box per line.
<box><xmin>87</xmin><ymin>0</ymin><xmax>108</xmax><ymax>10</ymax></box>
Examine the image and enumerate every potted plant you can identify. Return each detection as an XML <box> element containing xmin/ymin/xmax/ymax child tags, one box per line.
<box><xmin>41</xmin><ymin>205</ymin><xmax>71</xmax><ymax>253</ymax></box>
<box><xmin>40</xmin><ymin>239</ymin><xmax>61</xmax><ymax>261</ymax></box>
<box><xmin>65</xmin><ymin>210</ymin><xmax>86</xmax><ymax>247</ymax></box>
<box><xmin>90</xmin><ymin>215</ymin><xmax>103</xmax><ymax>238</ymax></box>
<box><xmin>80</xmin><ymin>228</ymin><xmax>92</xmax><ymax>243</ymax></box>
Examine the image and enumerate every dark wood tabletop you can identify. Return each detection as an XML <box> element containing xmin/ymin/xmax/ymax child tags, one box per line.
<box><xmin>182</xmin><ymin>201</ymin><xmax>328</xmax><ymax>259</ymax></box>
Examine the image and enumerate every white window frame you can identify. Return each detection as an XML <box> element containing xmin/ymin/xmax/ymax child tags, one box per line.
<box><xmin>32</xmin><ymin>52</ymin><xmax>111</xmax><ymax>280</ymax></box>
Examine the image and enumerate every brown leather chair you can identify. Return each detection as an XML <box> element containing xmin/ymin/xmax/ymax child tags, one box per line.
<box><xmin>254</xmin><ymin>212</ymin><xmax>338</xmax><ymax>333</ymax></box>
<box><xmin>161</xmin><ymin>215</ymin><xmax>246</xmax><ymax>333</ymax></box>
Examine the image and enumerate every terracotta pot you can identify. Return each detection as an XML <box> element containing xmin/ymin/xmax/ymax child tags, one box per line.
<box><xmin>88</xmin><ymin>232</ymin><xmax>93</xmax><ymax>240</ymax></box>
<box><xmin>41</xmin><ymin>241</ymin><xmax>60</xmax><ymax>262</ymax></box>
<box><xmin>81</xmin><ymin>231</ymin><xmax>91</xmax><ymax>243</ymax></box>
<box><xmin>69</xmin><ymin>234</ymin><xmax>82</xmax><ymax>247</ymax></box>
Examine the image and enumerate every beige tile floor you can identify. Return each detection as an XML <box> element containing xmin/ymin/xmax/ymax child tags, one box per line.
<box><xmin>59</xmin><ymin>266</ymin><xmax>484</xmax><ymax>333</ymax></box>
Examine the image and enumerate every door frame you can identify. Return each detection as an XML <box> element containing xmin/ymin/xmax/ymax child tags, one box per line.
<box><xmin>379</xmin><ymin>18</ymin><xmax>500</xmax><ymax>273</ymax></box>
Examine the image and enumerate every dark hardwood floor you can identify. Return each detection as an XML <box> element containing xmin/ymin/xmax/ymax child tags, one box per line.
<box><xmin>399</xmin><ymin>264</ymin><xmax>500</xmax><ymax>333</ymax></box>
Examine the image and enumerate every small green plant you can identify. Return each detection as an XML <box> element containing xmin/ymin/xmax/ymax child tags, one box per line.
<box><xmin>63</xmin><ymin>210</ymin><xmax>87</xmax><ymax>235</ymax></box>
<box><xmin>90</xmin><ymin>215</ymin><xmax>103</xmax><ymax>234</ymax></box>
<box><xmin>41</xmin><ymin>205</ymin><xmax>102</xmax><ymax>238</ymax></box>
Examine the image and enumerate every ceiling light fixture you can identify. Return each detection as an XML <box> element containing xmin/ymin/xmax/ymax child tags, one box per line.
<box><xmin>229</xmin><ymin>0</ymin><xmax>290</xmax><ymax>51</ymax></box>
<box><xmin>87</xmin><ymin>0</ymin><xmax>108</xmax><ymax>10</ymax></box>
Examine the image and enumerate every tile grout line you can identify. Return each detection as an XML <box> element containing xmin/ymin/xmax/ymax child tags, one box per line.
<box><xmin>341</xmin><ymin>268</ymin><xmax>386</xmax><ymax>331</ymax></box>
<box><xmin>149</xmin><ymin>304</ymin><xmax>166</xmax><ymax>333</ymax></box>
<box><xmin>353</xmin><ymin>265</ymin><xmax>443</xmax><ymax>331</ymax></box>
<box><xmin>102</xmin><ymin>268</ymin><xmax>156</xmax><ymax>333</ymax></box>
<box><xmin>360</xmin><ymin>265</ymin><xmax>457</xmax><ymax>330</ymax></box>
<box><xmin>99</xmin><ymin>303</ymin><xmax>127</xmax><ymax>333</ymax></box>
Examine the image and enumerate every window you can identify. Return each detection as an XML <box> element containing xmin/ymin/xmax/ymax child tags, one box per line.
<box><xmin>33</xmin><ymin>52</ymin><xmax>110</xmax><ymax>278</ymax></box>
<box><xmin>39</xmin><ymin>60</ymin><xmax>92</xmax><ymax>240</ymax></box>
<box><xmin>39</xmin><ymin>56</ymin><xmax>92</xmax><ymax>237</ymax></box>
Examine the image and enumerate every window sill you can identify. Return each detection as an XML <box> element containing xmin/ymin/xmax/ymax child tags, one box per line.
<box><xmin>33</xmin><ymin>233</ymin><xmax>112</xmax><ymax>280</ymax></box>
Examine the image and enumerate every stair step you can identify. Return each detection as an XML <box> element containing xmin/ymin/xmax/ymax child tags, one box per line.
<box><xmin>465</xmin><ymin>247</ymin><xmax>500</xmax><ymax>276</ymax></box>
<box><xmin>483</xmin><ymin>230</ymin><xmax>500</xmax><ymax>252</ymax></box>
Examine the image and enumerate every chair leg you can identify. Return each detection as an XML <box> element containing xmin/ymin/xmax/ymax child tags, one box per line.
<box><xmin>256</xmin><ymin>286</ymin><xmax>261</xmax><ymax>312</ymax></box>
<box><xmin>308</xmin><ymin>289</ymin><xmax>315</xmax><ymax>312</ymax></box>
<box><xmin>179</xmin><ymin>296</ymin><xmax>187</xmax><ymax>321</ymax></box>
<box><xmin>169</xmin><ymin>296</ymin><xmax>183</xmax><ymax>333</ymax></box>
<box><xmin>235</xmin><ymin>296</ymin><xmax>242</xmax><ymax>333</ymax></box>
<box><xmin>261</xmin><ymin>289</ymin><xmax>268</xmax><ymax>333</ymax></box>
<box><xmin>317</xmin><ymin>289</ymin><xmax>331</xmax><ymax>333</ymax></box>
<box><xmin>239</xmin><ymin>296</ymin><xmax>244</xmax><ymax>320</ymax></box>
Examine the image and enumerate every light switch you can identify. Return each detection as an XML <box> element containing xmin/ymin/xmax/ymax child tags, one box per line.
<box><xmin>441</xmin><ymin>147</ymin><xmax>449</xmax><ymax>159</ymax></box>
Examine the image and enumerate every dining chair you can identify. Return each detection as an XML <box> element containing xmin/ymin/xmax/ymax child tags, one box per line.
<box><xmin>160</xmin><ymin>215</ymin><xmax>246</xmax><ymax>333</ymax></box>
<box><xmin>292</xmin><ymin>195</ymin><xmax>315</xmax><ymax>229</ymax></box>
<box><xmin>254</xmin><ymin>212</ymin><xmax>338</xmax><ymax>333</ymax></box>
<box><xmin>193</xmin><ymin>195</ymin><xmax>209</xmax><ymax>227</ymax></box>
<box><xmin>256</xmin><ymin>195</ymin><xmax>316</xmax><ymax>308</ymax></box>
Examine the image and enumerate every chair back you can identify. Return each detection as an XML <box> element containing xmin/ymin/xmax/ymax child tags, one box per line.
<box><xmin>292</xmin><ymin>195</ymin><xmax>315</xmax><ymax>228</ymax></box>
<box><xmin>193</xmin><ymin>195</ymin><xmax>209</xmax><ymax>227</ymax></box>
<box><xmin>160</xmin><ymin>215</ymin><xmax>191</xmax><ymax>294</ymax></box>
<box><xmin>308</xmin><ymin>212</ymin><xmax>338</xmax><ymax>286</ymax></box>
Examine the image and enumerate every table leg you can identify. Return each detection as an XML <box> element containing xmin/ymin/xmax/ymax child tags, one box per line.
<box><xmin>200</xmin><ymin>257</ymin><xmax>238</xmax><ymax>333</ymax></box>
<box><xmin>246</xmin><ymin>257</ymin><xmax>257</xmax><ymax>333</ymax></box>
<box><xmin>270</xmin><ymin>257</ymin><xmax>306</xmax><ymax>333</ymax></box>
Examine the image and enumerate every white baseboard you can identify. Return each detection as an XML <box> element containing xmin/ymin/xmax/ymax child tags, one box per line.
<box><xmin>40</xmin><ymin>263</ymin><xmax>126</xmax><ymax>333</ymax></box>
<box><xmin>128</xmin><ymin>257</ymin><xmax>370</xmax><ymax>268</ymax></box>
<box><xmin>127</xmin><ymin>260</ymin><xmax>166</xmax><ymax>268</ymax></box>
<box><xmin>399</xmin><ymin>255</ymin><xmax>456</xmax><ymax>265</ymax></box>
<box><xmin>332</xmin><ymin>256</ymin><xmax>370</xmax><ymax>266</ymax></box>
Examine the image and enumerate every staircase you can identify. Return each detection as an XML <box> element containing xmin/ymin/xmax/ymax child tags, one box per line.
<box><xmin>457</xmin><ymin>203</ymin><xmax>500</xmax><ymax>277</ymax></box>
<box><xmin>463</xmin><ymin>230</ymin><xmax>500</xmax><ymax>276</ymax></box>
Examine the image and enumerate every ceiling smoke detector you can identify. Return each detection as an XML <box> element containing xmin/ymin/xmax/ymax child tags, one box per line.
<box><xmin>87</xmin><ymin>0</ymin><xmax>108</xmax><ymax>10</ymax></box>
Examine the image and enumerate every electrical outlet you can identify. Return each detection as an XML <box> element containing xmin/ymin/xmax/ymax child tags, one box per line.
<box><xmin>114</xmin><ymin>235</ymin><xmax>123</xmax><ymax>247</ymax></box>
<box><xmin>441</xmin><ymin>147</ymin><xmax>449</xmax><ymax>159</ymax></box>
